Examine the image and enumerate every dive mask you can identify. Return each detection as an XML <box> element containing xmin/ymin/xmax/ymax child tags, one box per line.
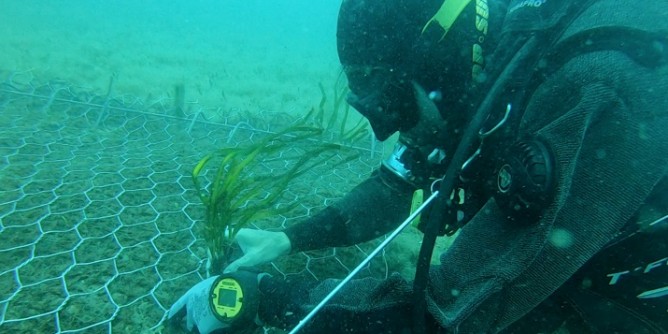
<box><xmin>344</xmin><ymin>65</ymin><xmax>418</xmax><ymax>141</ymax></box>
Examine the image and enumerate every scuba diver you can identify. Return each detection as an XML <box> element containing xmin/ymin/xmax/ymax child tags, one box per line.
<box><xmin>169</xmin><ymin>0</ymin><xmax>668</xmax><ymax>333</ymax></box>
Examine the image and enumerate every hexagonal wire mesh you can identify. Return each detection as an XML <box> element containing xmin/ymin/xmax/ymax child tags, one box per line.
<box><xmin>0</xmin><ymin>71</ymin><xmax>411</xmax><ymax>333</ymax></box>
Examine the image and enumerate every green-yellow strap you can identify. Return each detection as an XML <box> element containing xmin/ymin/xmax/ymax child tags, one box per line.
<box><xmin>410</xmin><ymin>189</ymin><xmax>425</xmax><ymax>227</ymax></box>
<box><xmin>422</xmin><ymin>0</ymin><xmax>474</xmax><ymax>40</ymax></box>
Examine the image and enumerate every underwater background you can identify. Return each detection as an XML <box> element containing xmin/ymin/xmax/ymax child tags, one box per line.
<box><xmin>0</xmin><ymin>1</ymin><xmax>452</xmax><ymax>333</ymax></box>
<box><xmin>1</xmin><ymin>0</ymin><xmax>342</xmax><ymax>115</ymax></box>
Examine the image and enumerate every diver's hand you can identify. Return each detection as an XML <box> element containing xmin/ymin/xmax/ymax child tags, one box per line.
<box><xmin>168</xmin><ymin>276</ymin><xmax>227</xmax><ymax>334</ymax></box>
<box><xmin>224</xmin><ymin>228</ymin><xmax>291</xmax><ymax>273</ymax></box>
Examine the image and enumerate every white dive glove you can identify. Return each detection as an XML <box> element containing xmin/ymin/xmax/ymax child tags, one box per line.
<box><xmin>224</xmin><ymin>228</ymin><xmax>292</xmax><ymax>273</ymax></box>
<box><xmin>168</xmin><ymin>276</ymin><xmax>227</xmax><ymax>334</ymax></box>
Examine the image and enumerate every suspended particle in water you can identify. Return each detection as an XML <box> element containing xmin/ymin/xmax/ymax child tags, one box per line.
<box><xmin>428</xmin><ymin>90</ymin><xmax>442</xmax><ymax>102</ymax></box>
<box><xmin>548</xmin><ymin>228</ymin><xmax>574</xmax><ymax>249</ymax></box>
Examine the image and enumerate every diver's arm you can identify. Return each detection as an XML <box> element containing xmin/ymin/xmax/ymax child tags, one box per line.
<box><xmin>224</xmin><ymin>160</ymin><xmax>418</xmax><ymax>272</ymax></box>
<box><xmin>284</xmin><ymin>166</ymin><xmax>415</xmax><ymax>252</ymax></box>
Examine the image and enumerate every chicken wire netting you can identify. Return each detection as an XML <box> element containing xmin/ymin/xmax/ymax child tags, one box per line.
<box><xmin>0</xmin><ymin>71</ymin><xmax>405</xmax><ymax>333</ymax></box>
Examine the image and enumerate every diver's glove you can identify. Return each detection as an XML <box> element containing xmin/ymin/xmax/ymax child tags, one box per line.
<box><xmin>168</xmin><ymin>270</ymin><xmax>269</xmax><ymax>333</ymax></box>
<box><xmin>224</xmin><ymin>228</ymin><xmax>291</xmax><ymax>273</ymax></box>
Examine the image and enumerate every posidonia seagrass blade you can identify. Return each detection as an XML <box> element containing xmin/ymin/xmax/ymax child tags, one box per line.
<box><xmin>192</xmin><ymin>121</ymin><xmax>360</xmax><ymax>276</ymax></box>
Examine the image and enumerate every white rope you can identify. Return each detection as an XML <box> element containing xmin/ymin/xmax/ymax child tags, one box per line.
<box><xmin>288</xmin><ymin>190</ymin><xmax>441</xmax><ymax>334</ymax></box>
<box><xmin>649</xmin><ymin>214</ymin><xmax>668</xmax><ymax>226</ymax></box>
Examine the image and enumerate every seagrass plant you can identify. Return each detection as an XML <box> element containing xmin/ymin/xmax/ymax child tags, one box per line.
<box><xmin>193</xmin><ymin>123</ymin><xmax>358</xmax><ymax>276</ymax></box>
<box><xmin>314</xmin><ymin>78</ymin><xmax>369</xmax><ymax>145</ymax></box>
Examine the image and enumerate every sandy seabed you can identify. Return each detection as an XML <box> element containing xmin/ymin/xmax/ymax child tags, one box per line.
<box><xmin>0</xmin><ymin>1</ymin><xmax>343</xmax><ymax>120</ymax></box>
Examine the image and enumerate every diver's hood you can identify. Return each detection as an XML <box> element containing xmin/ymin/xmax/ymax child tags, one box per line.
<box><xmin>337</xmin><ymin>0</ymin><xmax>480</xmax><ymax>141</ymax></box>
<box><xmin>337</xmin><ymin>0</ymin><xmax>429</xmax><ymax>141</ymax></box>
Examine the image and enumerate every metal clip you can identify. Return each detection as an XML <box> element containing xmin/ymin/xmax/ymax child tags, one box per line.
<box><xmin>479</xmin><ymin>104</ymin><xmax>512</xmax><ymax>138</ymax></box>
<box><xmin>461</xmin><ymin>104</ymin><xmax>512</xmax><ymax>173</ymax></box>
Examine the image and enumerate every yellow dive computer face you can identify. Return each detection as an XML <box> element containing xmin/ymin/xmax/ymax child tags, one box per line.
<box><xmin>210</xmin><ymin>277</ymin><xmax>244</xmax><ymax>321</ymax></box>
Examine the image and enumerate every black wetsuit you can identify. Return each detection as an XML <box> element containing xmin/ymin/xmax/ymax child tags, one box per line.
<box><xmin>257</xmin><ymin>1</ymin><xmax>668</xmax><ymax>333</ymax></box>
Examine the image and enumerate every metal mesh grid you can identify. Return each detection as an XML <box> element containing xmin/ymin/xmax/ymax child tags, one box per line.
<box><xmin>0</xmin><ymin>71</ymin><xmax>395</xmax><ymax>333</ymax></box>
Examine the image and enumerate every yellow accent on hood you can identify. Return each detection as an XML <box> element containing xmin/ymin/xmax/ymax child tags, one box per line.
<box><xmin>422</xmin><ymin>0</ymin><xmax>474</xmax><ymax>41</ymax></box>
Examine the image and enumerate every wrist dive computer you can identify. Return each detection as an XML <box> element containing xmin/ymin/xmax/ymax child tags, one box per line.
<box><xmin>209</xmin><ymin>271</ymin><xmax>263</xmax><ymax>328</ymax></box>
